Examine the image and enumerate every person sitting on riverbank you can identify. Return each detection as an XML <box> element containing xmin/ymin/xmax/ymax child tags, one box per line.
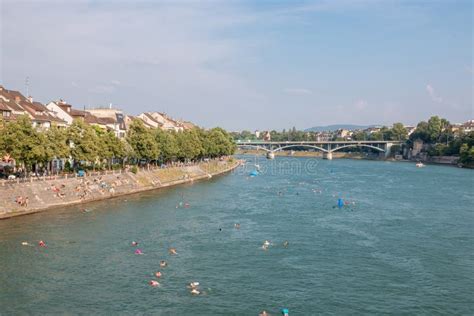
<box><xmin>15</xmin><ymin>196</ymin><xmax>28</xmax><ymax>207</ymax></box>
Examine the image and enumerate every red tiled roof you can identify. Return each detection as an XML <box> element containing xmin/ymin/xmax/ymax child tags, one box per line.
<box><xmin>0</xmin><ymin>100</ymin><xmax>10</xmax><ymax>111</ymax></box>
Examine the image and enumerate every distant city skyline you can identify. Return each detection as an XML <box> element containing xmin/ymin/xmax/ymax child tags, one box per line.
<box><xmin>1</xmin><ymin>0</ymin><xmax>472</xmax><ymax>130</ymax></box>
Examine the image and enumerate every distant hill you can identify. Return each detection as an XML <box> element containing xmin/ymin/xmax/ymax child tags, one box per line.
<box><xmin>304</xmin><ymin>124</ymin><xmax>377</xmax><ymax>132</ymax></box>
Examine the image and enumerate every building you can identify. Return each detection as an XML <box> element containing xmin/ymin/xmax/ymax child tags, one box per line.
<box><xmin>336</xmin><ymin>129</ymin><xmax>351</xmax><ymax>139</ymax></box>
<box><xmin>461</xmin><ymin>120</ymin><xmax>474</xmax><ymax>133</ymax></box>
<box><xmin>87</xmin><ymin>107</ymin><xmax>127</xmax><ymax>139</ymax></box>
<box><xmin>0</xmin><ymin>99</ymin><xmax>13</xmax><ymax>121</ymax></box>
<box><xmin>137</xmin><ymin>112</ymin><xmax>193</xmax><ymax>132</ymax></box>
<box><xmin>2</xmin><ymin>84</ymin><xmax>197</xmax><ymax>137</ymax></box>
<box><xmin>0</xmin><ymin>86</ymin><xmax>66</xmax><ymax>128</ymax></box>
<box><xmin>263</xmin><ymin>131</ymin><xmax>271</xmax><ymax>141</ymax></box>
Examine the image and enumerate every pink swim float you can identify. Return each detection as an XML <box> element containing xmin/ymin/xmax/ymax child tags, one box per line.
<box><xmin>135</xmin><ymin>249</ymin><xmax>143</xmax><ymax>255</ymax></box>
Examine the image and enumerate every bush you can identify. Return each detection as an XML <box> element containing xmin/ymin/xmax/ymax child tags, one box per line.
<box><xmin>130</xmin><ymin>166</ymin><xmax>138</xmax><ymax>174</ymax></box>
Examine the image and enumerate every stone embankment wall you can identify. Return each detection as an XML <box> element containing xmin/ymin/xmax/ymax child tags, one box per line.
<box><xmin>0</xmin><ymin>160</ymin><xmax>240</xmax><ymax>219</ymax></box>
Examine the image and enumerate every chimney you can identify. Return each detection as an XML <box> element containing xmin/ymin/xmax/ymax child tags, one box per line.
<box><xmin>28</xmin><ymin>96</ymin><xmax>33</xmax><ymax>103</ymax></box>
<box><xmin>15</xmin><ymin>96</ymin><xmax>21</xmax><ymax>103</ymax></box>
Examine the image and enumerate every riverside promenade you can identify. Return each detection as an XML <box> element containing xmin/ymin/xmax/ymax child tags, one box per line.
<box><xmin>0</xmin><ymin>159</ymin><xmax>240</xmax><ymax>219</ymax></box>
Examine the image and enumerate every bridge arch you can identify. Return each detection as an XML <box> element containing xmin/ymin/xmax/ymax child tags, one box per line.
<box><xmin>330</xmin><ymin>144</ymin><xmax>385</xmax><ymax>153</ymax></box>
<box><xmin>273</xmin><ymin>144</ymin><xmax>328</xmax><ymax>153</ymax></box>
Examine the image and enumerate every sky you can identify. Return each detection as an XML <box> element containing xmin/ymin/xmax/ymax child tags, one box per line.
<box><xmin>0</xmin><ymin>0</ymin><xmax>472</xmax><ymax>131</ymax></box>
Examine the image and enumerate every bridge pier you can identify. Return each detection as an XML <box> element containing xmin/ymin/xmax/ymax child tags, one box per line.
<box><xmin>323</xmin><ymin>152</ymin><xmax>333</xmax><ymax>160</ymax></box>
<box><xmin>384</xmin><ymin>142</ymin><xmax>393</xmax><ymax>158</ymax></box>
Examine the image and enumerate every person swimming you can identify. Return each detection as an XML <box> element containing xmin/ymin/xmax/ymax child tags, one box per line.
<box><xmin>155</xmin><ymin>271</ymin><xmax>162</xmax><ymax>278</ymax></box>
<box><xmin>168</xmin><ymin>248</ymin><xmax>178</xmax><ymax>255</ymax></box>
<box><xmin>188</xmin><ymin>282</ymin><xmax>200</xmax><ymax>289</ymax></box>
<box><xmin>234</xmin><ymin>223</ymin><xmax>241</xmax><ymax>229</ymax></box>
<box><xmin>190</xmin><ymin>288</ymin><xmax>200</xmax><ymax>295</ymax></box>
<box><xmin>131</xmin><ymin>241</ymin><xmax>138</xmax><ymax>246</ymax></box>
<box><xmin>149</xmin><ymin>280</ymin><xmax>160</xmax><ymax>287</ymax></box>
<box><xmin>38</xmin><ymin>240</ymin><xmax>46</xmax><ymax>247</ymax></box>
<box><xmin>160</xmin><ymin>260</ymin><xmax>168</xmax><ymax>267</ymax></box>
<box><xmin>283</xmin><ymin>240</ymin><xmax>289</xmax><ymax>248</ymax></box>
<box><xmin>259</xmin><ymin>311</ymin><xmax>269</xmax><ymax>316</ymax></box>
<box><xmin>134</xmin><ymin>249</ymin><xmax>143</xmax><ymax>255</ymax></box>
<box><xmin>21</xmin><ymin>241</ymin><xmax>29</xmax><ymax>246</ymax></box>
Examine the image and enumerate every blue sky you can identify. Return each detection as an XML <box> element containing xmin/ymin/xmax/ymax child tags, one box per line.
<box><xmin>0</xmin><ymin>0</ymin><xmax>472</xmax><ymax>130</ymax></box>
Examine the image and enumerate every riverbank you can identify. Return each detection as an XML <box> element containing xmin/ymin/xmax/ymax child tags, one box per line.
<box><xmin>0</xmin><ymin>159</ymin><xmax>241</xmax><ymax>219</ymax></box>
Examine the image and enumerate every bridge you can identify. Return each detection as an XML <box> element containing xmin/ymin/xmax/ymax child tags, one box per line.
<box><xmin>236</xmin><ymin>140</ymin><xmax>402</xmax><ymax>160</ymax></box>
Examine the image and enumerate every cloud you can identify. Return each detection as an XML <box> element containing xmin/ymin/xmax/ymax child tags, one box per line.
<box><xmin>283</xmin><ymin>88</ymin><xmax>313</xmax><ymax>95</ymax></box>
<box><xmin>354</xmin><ymin>99</ymin><xmax>368</xmax><ymax>110</ymax></box>
<box><xmin>426</xmin><ymin>84</ymin><xmax>443</xmax><ymax>103</ymax></box>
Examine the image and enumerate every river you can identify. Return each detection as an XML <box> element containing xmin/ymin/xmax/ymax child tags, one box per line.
<box><xmin>0</xmin><ymin>157</ymin><xmax>473</xmax><ymax>315</ymax></box>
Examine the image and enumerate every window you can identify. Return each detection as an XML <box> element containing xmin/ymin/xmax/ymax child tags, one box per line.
<box><xmin>2</xmin><ymin>111</ymin><xmax>11</xmax><ymax>118</ymax></box>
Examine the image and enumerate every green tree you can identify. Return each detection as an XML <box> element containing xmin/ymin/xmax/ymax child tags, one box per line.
<box><xmin>155</xmin><ymin>129</ymin><xmax>179</xmax><ymax>162</ymax></box>
<box><xmin>391</xmin><ymin>123</ymin><xmax>408</xmax><ymax>141</ymax></box>
<box><xmin>0</xmin><ymin>115</ymin><xmax>45</xmax><ymax>172</ymax></box>
<box><xmin>428</xmin><ymin>116</ymin><xmax>444</xmax><ymax>143</ymax></box>
<box><xmin>67</xmin><ymin>120</ymin><xmax>100</xmax><ymax>168</ymax></box>
<box><xmin>43</xmin><ymin>125</ymin><xmax>70</xmax><ymax>170</ymax></box>
<box><xmin>126</xmin><ymin>119</ymin><xmax>159</xmax><ymax>163</ymax></box>
<box><xmin>176</xmin><ymin>128</ymin><xmax>203</xmax><ymax>161</ymax></box>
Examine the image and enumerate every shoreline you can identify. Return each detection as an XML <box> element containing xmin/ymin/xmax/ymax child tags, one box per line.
<box><xmin>0</xmin><ymin>159</ymin><xmax>241</xmax><ymax>220</ymax></box>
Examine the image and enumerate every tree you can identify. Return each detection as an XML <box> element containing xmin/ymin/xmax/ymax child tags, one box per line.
<box><xmin>391</xmin><ymin>123</ymin><xmax>408</xmax><ymax>141</ymax></box>
<box><xmin>43</xmin><ymin>125</ymin><xmax>70</xmax><ymax>170</ymax></box>
<box><xmin>67</xmin><ymin>120</ymin><xmax>100</xmax><ymax>168</ymax></box>
<box><xmin>155</xmin><ymin>129</ymin><xmax>179</xmax><ymax>162</ymax></box>
<box><xmin>427</xmin><ymin>116</ymin><xmax>442</xmax><ymax>142</ymax></box>
<box><xmin>0</xmin><ymin>115</ymin><xmax>45</xmax><ymax>172</ymax></box>
<box><xmin>202</xmin><ymin>127</ymin><xmax>235</xmax><ymax>158</ymax></box>
<box><xmin>126</xmin><ymin>119</ymin><xmax>160</xmax><ymax>163</ymax></box>
<box><xmin>352</xmin><ymin>130</ymin><xmax>367</xmax><ymax>141</ymax></box>
<box><xmin>410</xmin><ymin>121</ymin><xmax>430</xmax><ymax>143</ymax></box>
<box><xmin>176</xmin><ymin>128</ymin><xmax>203</xmax><ymax>161</ymax></box>
<box><xmin>93</xmin><ymin>127</ymin><xmax>126</xmax><ymax>168</ymax></box>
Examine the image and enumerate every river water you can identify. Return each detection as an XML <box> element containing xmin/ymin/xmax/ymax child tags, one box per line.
<box><xmin>0</xmin><ymin>157</ymin><xmax>473</xmax><ymax>315</ymax></box>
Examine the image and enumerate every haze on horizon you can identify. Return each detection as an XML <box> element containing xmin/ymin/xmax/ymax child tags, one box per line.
<box><xmin>0</xmin><ymin>0</ymin><xmax>472</xmax><ymax>131</ymax></box>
